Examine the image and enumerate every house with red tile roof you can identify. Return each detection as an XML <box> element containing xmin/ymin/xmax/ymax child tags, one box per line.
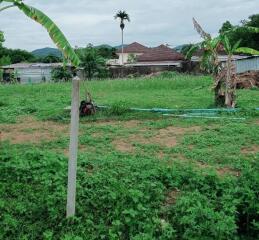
<box><xmin>114</xmin><ymin>42</ymin><xmax>185</xmax><ymax>67</ymax></box>
<box><xmin>116</xmin><ymin>42</ymin><xmax>149</xmax><ymax>64</ymax></box>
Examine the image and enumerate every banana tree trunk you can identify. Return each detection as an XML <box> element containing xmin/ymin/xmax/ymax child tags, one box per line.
<box><xmin>214</xmin><ymin>79</ymin><xmax>225</xmax><ymax>107</ymax></box>
<box><xmin>225</xmin><ymin>55</ymin><xmax>235</xmax><ymax>108</ymax></box>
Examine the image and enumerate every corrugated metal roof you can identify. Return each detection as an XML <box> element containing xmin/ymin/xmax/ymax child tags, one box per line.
<box><xmin>126</xmin><ymin>61</ymin><xmax>183</xmax><ymax>66</ymax></box>
<box><xmin>191</xmin><ymin>55</ymin><xmax>250</xmax><ymax>62</ymax></box>
<box><xmin>1</xmin><ymin>62</ymin><xmax>64</xmax><ymax>69</ymax></box>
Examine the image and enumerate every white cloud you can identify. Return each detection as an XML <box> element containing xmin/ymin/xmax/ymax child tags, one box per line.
<box><xmin>0</xmin><ymin>0</ymin><xmax>258</xmax><ymax>50</ymax></box>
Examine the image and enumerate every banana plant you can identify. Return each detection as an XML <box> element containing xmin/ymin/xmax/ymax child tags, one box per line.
<box><xmin>1</xmin><ymin>0</ymin><xmax>82</xmax><ymax>218</ymax></box>
<box><xmin>187</xmin><ymin>18</ymin><xmax>259</xmax><ymax>107</ymax></box>
<box><xmin>221</xmin><ymin>30</ymin><xmax>259</xmax><ymax>107</ymax></box>
<box><xmin>186</xmin><ymin>19</ymin><xmax>222</xmax><ymax>76</ymax></box>
<box><xmin>0</xmin><ymin>0</ymin><xmax>80</xmax><ymax>67</ymax></box>
<box><xmin>220</xmin><ymin>36</ymin><xmax>241</xmax><ymax>107</ymax></box>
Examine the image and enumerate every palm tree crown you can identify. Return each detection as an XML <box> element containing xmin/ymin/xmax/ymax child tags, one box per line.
<box><xmin>114</xmin><ymin>10</ymin><xmax>130</xmax><ymax>30</ymax></box>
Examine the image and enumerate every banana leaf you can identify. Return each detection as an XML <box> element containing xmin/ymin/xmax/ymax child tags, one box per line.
<box><xmin>7</xmin><ymin>1</ymin><xmax>81</xmax><ymax>67</ymax></box>
<box><xmin>236</xmin><ymin>47</ymin><xmax>259</xmax><ymax>55</ymax></box>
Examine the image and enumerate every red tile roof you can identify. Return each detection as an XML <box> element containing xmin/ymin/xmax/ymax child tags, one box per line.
<box><xmin>137</xmin><ymin>45</ymin><xmax>185</xmax><ymax>62</ymax></box>
<box><xmin>116</xmin><ymin>42</ymin><xmax>149</xmax><ymax>54</ymax></box>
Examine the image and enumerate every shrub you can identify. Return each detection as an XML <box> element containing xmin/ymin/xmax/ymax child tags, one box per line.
<box><xmin>51</xmin><ymin>67</ymin><xmax>72</xmax><ymax>82</ymax></box>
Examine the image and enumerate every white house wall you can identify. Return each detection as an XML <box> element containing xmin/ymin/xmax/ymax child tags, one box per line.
<box><xmin>118</xmin><ymin>53</ymin><xmax>143</xmax><ymax>64</ymax></box>
<box><xmin>17</xmin><ymin>67</ymin><xmax>52</xmax><ymax>84</ymax></box>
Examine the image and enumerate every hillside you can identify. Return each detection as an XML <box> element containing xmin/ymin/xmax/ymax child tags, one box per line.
<box><xmin>31</xmin><ymin>47</ymin><xmax>62</xmax><ymax>58</ymax></box>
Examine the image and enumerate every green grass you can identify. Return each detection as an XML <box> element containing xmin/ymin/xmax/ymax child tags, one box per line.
<box><xmin>0</xmin><ymin>73</ymin><xmax>259</xmax><ymax>239</ymax></box>
<box><xmin>0</xmin><ymin>72</ymin><xmax>258</xmax><ymax>123</ymax></box>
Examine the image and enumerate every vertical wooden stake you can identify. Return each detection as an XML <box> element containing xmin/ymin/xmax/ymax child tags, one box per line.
<box><xmin>66</xmin><ymin>76</ymin><xmax>80</xmax><ymax>218</ymax></box>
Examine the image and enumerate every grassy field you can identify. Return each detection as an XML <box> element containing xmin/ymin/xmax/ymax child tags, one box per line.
<box><xmin>0</xmin><ymin>73</ymin><xmax>259</xmax><ymax>239</ymax></box>
<box><xmin>0</xmin><ymin>72</ymin><xmax>258</xmax><ymax>124</ymax></box>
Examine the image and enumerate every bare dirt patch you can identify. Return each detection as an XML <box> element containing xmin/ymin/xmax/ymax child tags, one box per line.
<box><xmin>133</xmin><ymin>126</ymin><xmax>201</xmax><ymax>148</ymax></box>
<box><xmin>91</xmin><ymin>120</ymin><xmax>141</xmax><ymax>128</ymax></box>
<box><xmin>216</xmin><ymin>167</ymin><xmax>240</xmax><ymax>177</ymax></box>
<box><xmin>112</xmin><ymin>125</ymin><xmax>201</xmax><ymax>152</ymax></box>
<box><xmin>241</xmin><ymin>145</ymin><xmax>259</xmax><ymax>154</ymax></box>
<box><xmin>92</xmin><ymin>132</ymin><xmax>102</xmax><ymax>138</ymax></box>
<box><xmin>196</xmin><ymin>162</ymin><xmax>212</xmax><ymax>170</ymax></box>
<box><xmin>164</xmin><ymin>189</ymin><xmax>181</xmax><ymax>206</ymax></box>
<box><xmin>0</xmin><ymin>116</ymin><xmax>68</xmax><ymax>144</ymax></box>
<box><xmin>112</xmin><ymin>139</ymin><xmax>135</xmax><ymax>153</ymax></box>
<box><xmin>148</xmin><ymin>126</ymin><xmax>201</xmax><ymax>148</ymax></box>
<box><xmin>122</xmin><ymin>120</ymin><xmax>141</xmax><ymax>128</ymax></box>
<box><xmin>151</xmin><ymin>135</ymin><xmax>178</xmax><ymax>148</ymax></box>
<box><xmin>196</xmin><ymin>162</ymin><xmax>240</xmax><ymax>177</ymax></box>
<box><xmin>62</xmin><ymin>145</ymin><xmax>96</xmax><ymax>157</ymax></box>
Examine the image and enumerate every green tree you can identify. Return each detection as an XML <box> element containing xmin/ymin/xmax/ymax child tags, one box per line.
<box><xmin>114</xmin><ymin>10</ymin><xmax>130</xmax><ymax>65</ymax></box>
<box><xmin>77</xmin><ymin>45</ymin><xmax>107</xmax><ymax>80</ymax></box>
<box><xmin>0</xmin><ymin>55</ymin><xmax>11</xmax><ymax>66</ymax></box>
<box><xmin>51</xmin><ymin>67</ymin><xmax>72</xmax><ymax>82</ymax></box>
<box><xmin>219</xmin><ymin>21</ymin><xmax>233</xmax><ymax>34</ymax></box>
<box><xmin>39</xmin><ymin>54</ymin><xmax>62</xmax><ymax>63</ymax></box>
<box><xmin>96</xmin><ymin>46</ymin><xmax>117</xmax><ymax>59</ymax></box>
<box><xmin>181</xmin><ymin>44</ymin><xmax>195</xmax><ymax>56</ymax></box>
<box><xmin>0</xmin><ymin>48</ymin><xmax>35</xmax><ymax>63</ymax></box>
<box><xmin>0</xmin><ymin>31</ymin><xmax>4</xmax><ymax>47</ymax></box>
<box><xmin>245</xmin><ymin>14</ymin><xmax>259</xmax><ymax>27</ymax></box>
<box><xmin>219</xmin><ymin>14</ymin><xmax>259</xmax><ymax>51</ymax></box>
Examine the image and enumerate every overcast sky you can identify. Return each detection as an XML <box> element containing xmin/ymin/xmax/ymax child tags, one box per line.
<box><xmin>0</xmin><ymin>0</ymin><xmax>258</xmax><ymax>51</ymax></box>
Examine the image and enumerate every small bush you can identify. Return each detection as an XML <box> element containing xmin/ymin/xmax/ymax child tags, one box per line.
<box><xmin>51</xmin><ymin>67</ymin><xmax>73</xmax><ymax>82</ymax></box>
<box><xmin>107</xmin><ymin>101</ymin><xmax>130</xmax><ymax>115</ymax></box>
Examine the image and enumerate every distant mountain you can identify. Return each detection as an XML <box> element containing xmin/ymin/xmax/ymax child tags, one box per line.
<box><xmin>32</xmin><ymin>44</ymin><xmax>126</xmax><ymax>57</ymax></box>
<box><xmin>173</xmin><ymin>44</ymin><xmax>189</xmax><ymax>53</ymax></box>
<box><xmin>31</xmin><ymin>47</ymin><xmax>62</xmax><ymax>58</ymax></box>
<box><xmin>95</xmin><ymin>44</ymin><xmax>113</xmax><ymax>49</ymax></box>
<box><xmin>114</xmin><ymin>44</ymin><xmax>129</xmax><ymax>49</ymax></box>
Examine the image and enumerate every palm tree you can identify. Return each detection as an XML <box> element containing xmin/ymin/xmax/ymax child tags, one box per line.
<box><xmin>114</xmin><ymin>10</ymin><xmax>130</xmax><ymax>65</ymax></box>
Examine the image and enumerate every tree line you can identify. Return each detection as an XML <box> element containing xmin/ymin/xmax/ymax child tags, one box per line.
<box><xmin>219</xmin><ymin>14</ymin><xmax>259</xmax><ymax>51</ymax></box>
<box><xmin>0</xmin><ymin>41</ymin><xmax>117</xmax><ymax>66</ymax></box>
<box><xmin>181</xmin><ymin>14</ymin><xmax>259</xmax><ymax>56</ymax></box>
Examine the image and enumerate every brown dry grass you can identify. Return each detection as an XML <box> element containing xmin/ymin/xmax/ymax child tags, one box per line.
<box><xmin>241</xmin><ymin>145</ymin><xmax>259</xmax><ymax>155</ymax></box>
<box><xmin>0</xmin><ymin>116</ymin><xmax>68</xmax><ymax>144</ymax></box>
<box><xmin>112</xmin><ymin>125</ymin><xmax>201</xmax><ymax>153</ymax></box>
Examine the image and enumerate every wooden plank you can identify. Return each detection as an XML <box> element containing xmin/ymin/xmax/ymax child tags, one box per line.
<box><xmin>66</xmin><ymin>76</ymin><xmax>80</xmax><ymax>217</ymax></box>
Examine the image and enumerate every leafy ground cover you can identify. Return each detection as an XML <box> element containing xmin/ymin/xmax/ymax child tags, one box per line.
<box><xmin>0</xmin><ymin>73</ymin><xmax>258</xmax><ymax>239</ymax></box>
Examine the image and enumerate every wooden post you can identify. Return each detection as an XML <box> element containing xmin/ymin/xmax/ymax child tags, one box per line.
<box><xmin>66</xmin><ymin>76</ymin><xmax>80</xmax><ymax>218</ymax></box>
